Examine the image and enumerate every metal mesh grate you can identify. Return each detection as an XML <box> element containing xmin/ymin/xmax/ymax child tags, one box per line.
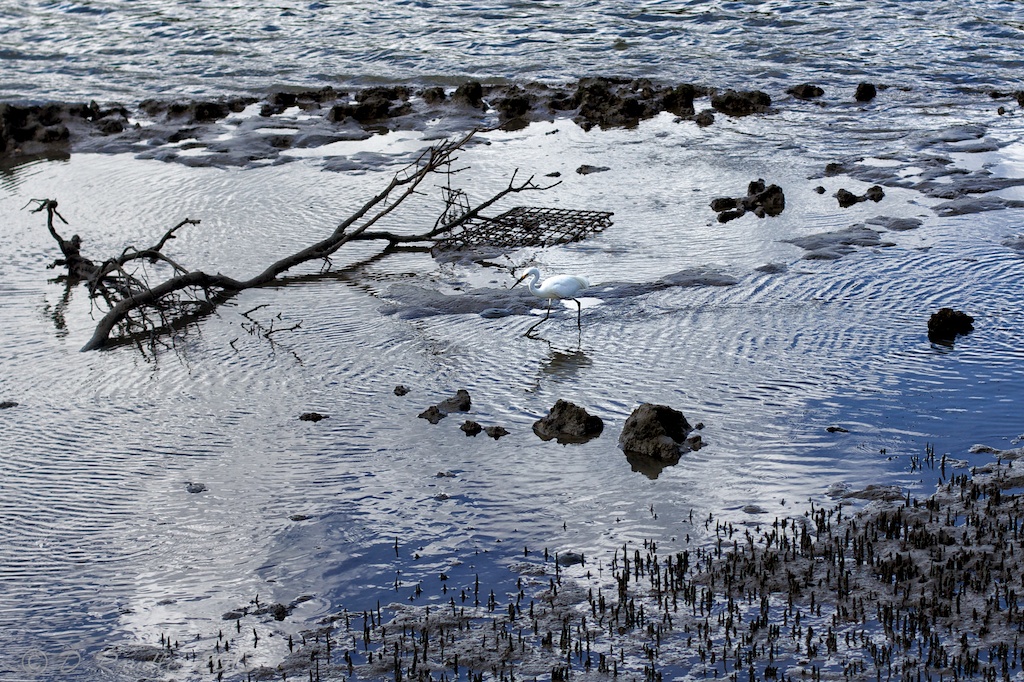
<box><xmin>434</xmin><ymin>206</ymin><xmax>613</xmax><ymax>251</ymax></box>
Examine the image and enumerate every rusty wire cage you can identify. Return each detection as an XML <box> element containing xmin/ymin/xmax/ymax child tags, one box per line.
<box><xmin>434</xmin><ymin>206</ymin><xmax>614</xmax><ymax>252</ymax></box>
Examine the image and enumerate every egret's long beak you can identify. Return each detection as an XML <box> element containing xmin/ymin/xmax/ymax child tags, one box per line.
<box><xmin>511</xmin><ymin>275</ymin><xmax>525</xmax><ymax>289</ymax></box>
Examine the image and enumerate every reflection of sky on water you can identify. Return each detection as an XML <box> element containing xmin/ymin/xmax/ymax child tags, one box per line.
<box><xmin>0</xmin><ymin>108</ymin><xmax>1022</xmax><ymax>678</ymax></box>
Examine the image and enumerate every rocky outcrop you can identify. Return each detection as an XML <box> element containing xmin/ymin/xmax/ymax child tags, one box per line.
<box><xmin>618</xmin><ymin>403</ymin><xmax>702</xmax><ymax>463</ymax></box>
<box><xmin>710</xmin><ymin>179</ymin><xmax>786</xmax><ymax>223</ymax></box>
<box><xmin>533</xmin><ymin>399</ymin><xmax>604</xmax><ymax>444</ymax></box>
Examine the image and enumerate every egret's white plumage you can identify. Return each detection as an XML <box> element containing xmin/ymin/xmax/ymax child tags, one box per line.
<box><xmin>512</xmin><ymin>267</ymin><xmax>589</xmax><ymax>333</ymax></box>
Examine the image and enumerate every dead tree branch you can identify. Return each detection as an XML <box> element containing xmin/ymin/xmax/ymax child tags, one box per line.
<box><xmin>35</xmin><ymin>128</ymin><xmax>567</xmax><ymax>352</ymax></box>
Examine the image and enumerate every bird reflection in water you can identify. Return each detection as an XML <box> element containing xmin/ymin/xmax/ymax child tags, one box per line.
<box><xmin>525</xmin><ymin>343</ymin><xmax>592</xmax><ymax>393</ymax></box>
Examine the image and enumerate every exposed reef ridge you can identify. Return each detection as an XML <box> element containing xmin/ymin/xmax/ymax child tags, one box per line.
<box><xmin>0</xmin><ymin>78</ymin><xmax>728</xmax><ymax>167</ymax></box>
<box><xmin>16</xmin><ymin>77</ymin><xmax>1018</xmax><ymax>170</ymax></box>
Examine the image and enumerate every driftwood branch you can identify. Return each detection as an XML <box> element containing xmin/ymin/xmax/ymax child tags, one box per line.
<box><xmin>35</xmin><ymin>128</ymin><xmax>561</xmax><ymax>352</ymax></box>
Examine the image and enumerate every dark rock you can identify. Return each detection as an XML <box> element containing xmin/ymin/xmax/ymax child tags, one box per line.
<box><xmin>461</xmin><ymin>420</ymin><xmax>482</xmax><ymax>436</ymax></box>
<box><xmin>835</xmin><ymin>186</ymin><xmax>884</xmax><ymax>207</ymax></box>
<box><xmin>928</xmin><ymin>308</ymin><xmax>974</xmax><ymax>343</ymax></box>
<box><xmin>855</xmin><ymin>82</ymin><xmax>877</xmax><ymax>102</ymax></box>
<box><xmin>222</xmin><ymin>610</ymin><xmax>246</xmax><ymax>620</ymax></box>
<box><xmin>1</xmin><ymin>103</ymin><xmax>74</xmax><ymax>157</ymax></box>
<box><xmin>752</xmin><ymin>183</ymin><xmax>786</xmax><ymax>216</ymax></box>
<box><xmin>710</xmin><ymin>197</ymin><xmax>740</xmax><ymax>212</ymax></box>
<box><xmin>533</xmin><ymin>399</ymin><xmax>604</xmax><ymax>444</ymax></box>
<box><xmin>556</xmin><ymin>551</ymin><xmax>585</xmax><ymax>567</ymax></box>
<box><xmin>827</xmin><ymin>426</ymin><xmax>850</xmax><ymax>433</ymax></box>
<box><xmin>484</xmin><ymin>426</ymin><xmax>510</xmax><ymax>440</ymax></box>
<box><xmin>271</xmin><ymin>603</ymin><xmax>288</xmax><ymax>621</ymax></box>
<box><xmin>356</xmin><ymin>86</ymin><xmax>411</xmax><ymax>103</ymax></box>
<box><xmin>712</xmin><ymin>179</ymin><xmax>785</xmax><ymax>222</ymax></box>
<box><xmin>815</xmin><ymin>186</ymin><xmax>826</xmax><ymax>194</ymax></box>
<box><xmin>419</xmin><ymin>389</ymin><xmax>471</xmax><ymax>424</ymax></box>
<box><xmin>289</xmin><ymin>514</ymin><xmax>312</xmax><ymax>521</ymax></box>
<box><xmin>710</xmin><ymin>89</ymin><xmax>771</xmax><ymax>116</ymax></box>
<box><xmin>835</xmin><ymin>188</ymin><xmax>860</xmax><ymax>208</ymax></box>
<box><xmin>394</xmin><ymin>385</ymin><xmax>410</xmax><ymax>396</ymax></box>
<box><xmin>98</xmin><ymin>117</ymin><xmax>124</xmax><ymax>135</ymax></box>
<box><xmin>421</xmin><ymin>86</ymin><xmax>447</xmax><ymax>105</ymax></box>
<box><xmin>0</xmin><ymin>401</ymin><xmax>17</xmax><ymax>409</ymax></box>
<box><xmin>494</xmin><ymin>85</ymin><xmax>533</xmax><ymax>121</ymax></box>
<box><xmin>694</xmin><ymin>109</ymin><xmax>715</xmax><ymax>127</ymax></box>
<box><xmin>418</xmin><ymin>405</ymin><xmax>446</xmax><ymax>424</ymax></box>
<box><xmin>787</xmin><ymin>83</ymin><xmax>824</xmax><ymax>99</ymax></box>
<box><xmin>717</xmin><ymin>208</ymin><xmax>747</xmax><ymax>224</ymax></box>
<box><xmin>452</xmin><ymin>81</ymin><xmax>485</xmax><ymax>109</ymax></box>
<box><xmin>437</xmin><ymin>389</ymin><xmax>471</xmax><ymax>413</ymax></box>
<box><xmin>186</xmin><ymin>482</ymin><xmax>207</xmax><ymax>494</ymax></box>
<box><xmin>576</xmin><ymin>164</ymin><xmax>610</xmax><ymax>175</ymax></box>
<box><xmin>618</xmin><ymin>403</ymin><xmax>696</xmax><ymax>463</ymax></box>
<box><xmin>661</xmin><ymin>84</ymin><xmax>696</xmax><ymax>117</ymax></box>
<box><xmin>192</xmin><ymin>101</ymin><xmax>230</xmax><ymax>121</ymax></box>
<box><xmin>299</xmin><ymin>412</ymin><xmax>328</xmax><ymax>422</ymax></box>
<box><xmin>269</xmin><ymin>91</ymin><xmax>299</xmax><ymax>108</ymax></box>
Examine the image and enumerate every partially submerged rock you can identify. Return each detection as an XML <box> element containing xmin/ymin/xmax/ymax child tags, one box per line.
<box><xmin>0</xmin><ymin>400</ymin><xmax>17</xmax><ymax>409</ymax></box>
<box><xmin>461</xmin><ymin>420</ymin><xmax>482</xmax><ymax>436</ymax></box>
<box><xmin>927</xmin><ymin>308</ymin><xmax>974</xmax><ymax>343</ymax></box>
<box><xmin>787</xmin><ymin>83</ymin><xmax>824</xmax><ymax>100</ymax></box>
<box><xmin>484</xmin><ymin>426</ymin><xmax>510</xmax><ymax>440</ymax></box>
<box><xmin>711</xmin><ymin>179</ymin><xmax>786</xmax><ymax>223</ymax></box>
<box><xmin>710</xmin><ymin>89</ymin><xmax>771</xmax><ymax>116</ymax></box>
<box><xmin>618</xmin><ymin>403</ymin><xmax>702</xmax><ymax>465</ymax></box>
<box><xmin>855</xmin><ymin>82</ymin><xmax>878</xmax><ymax>102</ymax></box>
<box><xmin>835</xmin><ymin>185</ymin><xmax>884</xmax><ymax>208</ymax></box>
<box><xmin>419</xmin><ymin>389</ymin><xmax>472</xmax><ymax>424</ymax></box>
<box><xmin>533</xmin><ymin>399</ymin><xmax>604</xmax><ymax>444</ymax></box>
<box><xmin>299</xmin><ymin>411</ymin><xmax>328</xmax><ymax>422</ymax></box>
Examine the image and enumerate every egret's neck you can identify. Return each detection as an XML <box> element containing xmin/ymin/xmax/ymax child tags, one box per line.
<box><xmin>526</xmin><ymin>272</ymin><xmax>542</xmax><ymax>295</ymax></box>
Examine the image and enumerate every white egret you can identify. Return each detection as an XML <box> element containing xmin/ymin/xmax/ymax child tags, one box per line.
<box><xmin>512</xmin><ymin>267</ymin><xmax>590</xmax><ymax>333</ymax></box>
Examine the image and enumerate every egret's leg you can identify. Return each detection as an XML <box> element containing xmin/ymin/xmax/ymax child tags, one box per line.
<box><xmin>525</xmin><ymin>299</ymin><xmax>553</xmax><ymax>336</ymax></box>
<box><xmin>573</xmin><ymin>299</ymin><xmax>582</xmax><ymax>329</ymax></box>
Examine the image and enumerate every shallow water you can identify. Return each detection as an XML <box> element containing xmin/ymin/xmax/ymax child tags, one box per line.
<box><xmin>3</xmin><ymin>1</ymin><xmax>1024</xmax><ymax>679</ymax></box>
<box><xmin>2</xmin><ymin>99</ymin><xmax>1024</xmax><ymax>677</ymax></box>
